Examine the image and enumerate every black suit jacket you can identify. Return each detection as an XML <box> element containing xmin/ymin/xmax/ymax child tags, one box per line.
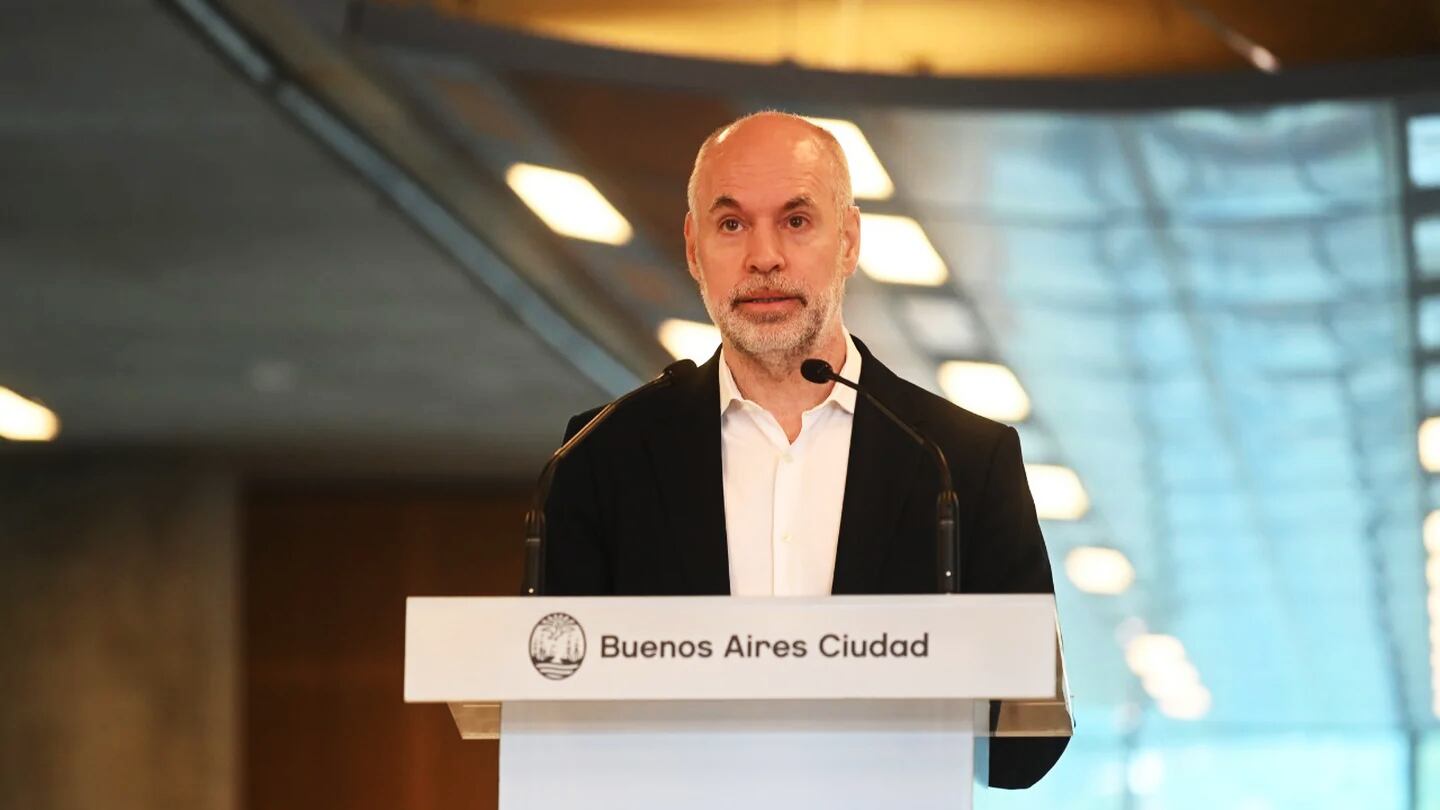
<box><xmin>544</xmin><ymin>336</ymin><xmax>1069</xmax><ymax>788</ymax></box>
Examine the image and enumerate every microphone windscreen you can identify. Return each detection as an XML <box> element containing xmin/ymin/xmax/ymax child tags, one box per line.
<box><xmin>800</xmin><ymin>358</ymin><xmax>834</xmax><ymax>384</ymax></box>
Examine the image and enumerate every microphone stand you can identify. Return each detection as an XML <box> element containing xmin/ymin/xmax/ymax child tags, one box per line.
<box><xmin>521</xmin><ymin>359</ymin><xmax>696</xmax><ymax>596</ymax></box>
<box><xmin>801</xmin><ymin>359</ymin><xmax>960</xmax><ymax>594</ymax></box>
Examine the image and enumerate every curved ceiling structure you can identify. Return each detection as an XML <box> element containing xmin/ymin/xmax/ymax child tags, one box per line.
<box><xmin>366</xmin><ymin>0</ymin><xmax>1440</xmax><ymax>78</ymax></box>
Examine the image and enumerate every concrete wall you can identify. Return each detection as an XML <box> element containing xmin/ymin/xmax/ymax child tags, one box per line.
<box><xmin>0</xmin><ymin>457</ymin><xmax>237</xmax><ymax>810</ymax></box>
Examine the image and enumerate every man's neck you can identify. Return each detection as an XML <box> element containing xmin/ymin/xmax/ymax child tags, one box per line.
<box><xmin>724</xmin><ymin>325</ymin><xmax>848</xmax><ymax>443</ymax></box>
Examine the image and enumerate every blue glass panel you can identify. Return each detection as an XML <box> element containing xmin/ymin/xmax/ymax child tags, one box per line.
<box><xmin>1410</xmin><ymin>115</ymin><xmax>1440</xmax><ymax>188</ymax></box>
<box><xmin>1418</xmin><ymin>217</ymin><xmax>1440</xmax><ymax>277</ymax></box>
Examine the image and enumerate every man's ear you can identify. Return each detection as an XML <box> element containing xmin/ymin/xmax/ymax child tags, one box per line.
<box><xmin>841</xmin><ymin>204</ymin><xmax>861</xmax><ymax>278</ymax></box>
<box><xmin>683</xmin><ymin>212</ymin><xmax>702</xmax><ymax>283</ymax></box>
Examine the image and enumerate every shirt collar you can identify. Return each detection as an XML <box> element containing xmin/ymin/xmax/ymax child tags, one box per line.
<box><xmin>718</xmin><ymin>330</ymin><xmax>862</xmax><ymax>415</ymax></box>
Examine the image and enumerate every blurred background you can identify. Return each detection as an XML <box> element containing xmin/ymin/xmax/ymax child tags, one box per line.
<box><xmin>5</xmin><ymin>0</ymin><xmax>1440</xmax><ymax>807</ymax></box>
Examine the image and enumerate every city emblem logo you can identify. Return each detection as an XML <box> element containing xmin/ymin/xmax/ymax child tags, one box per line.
<box><xmin>529</xmin><ymin>612</ymin><xmax>586</xmax><ymax>680</ymax></box>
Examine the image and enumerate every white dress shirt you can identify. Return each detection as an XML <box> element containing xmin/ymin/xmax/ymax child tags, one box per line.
<box><xmin>718</xmin><ymin>332</ymin><xmax>862</xmax><ymax>596</ymax></box>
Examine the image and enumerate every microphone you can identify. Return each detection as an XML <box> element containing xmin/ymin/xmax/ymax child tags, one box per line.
<box><xmin>801</xmin><ymin>358</ymin><xmax>960</xmax><ymax>594</ymax></box>
<box><xmin>522</xmin><ymin>358</ymin><xmax>697</xmax><ymax>596</ymax></box>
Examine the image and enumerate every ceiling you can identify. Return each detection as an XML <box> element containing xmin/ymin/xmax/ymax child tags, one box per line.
<box><xmin>375</xmin><ymin>0</ymin><xmax>1440</xmax><ymax>77</ymax></box>
<box><xmin>1</xmin><ymin>0</ymin><xmax>612</xmax><ymax>476</ymax></box>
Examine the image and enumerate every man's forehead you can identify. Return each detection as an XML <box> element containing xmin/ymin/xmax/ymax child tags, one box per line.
<box><xmin>706</xmin><ymin>131</ymin><xmax>825</xmax><ymax>175</ymax></box>
<box><xmin>698</xmin><ymin>144</ymin><xmax>835</xmax><ymax>211</ymax></box>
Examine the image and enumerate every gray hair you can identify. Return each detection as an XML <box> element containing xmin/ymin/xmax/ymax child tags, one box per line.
<box><xmin>686</xmin><ymin>111</ymin><xmax>854</xmax><ymax>217</ymax></box>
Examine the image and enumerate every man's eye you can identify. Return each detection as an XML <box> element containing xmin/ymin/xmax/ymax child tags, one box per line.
<box><xmin>787</xmin><ymin>215</ymin><xmax>808</xmax><ymax>229</ymax></box>
<box><xmin>719</xmin><ymin>218</ymin><xmax>742</xmax><ymax>232</ymax></box>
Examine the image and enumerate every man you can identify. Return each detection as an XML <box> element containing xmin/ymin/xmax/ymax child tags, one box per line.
<box><xmin>544</xmin><ymin>111</ymin><xmax>1067</xmax><ymax>788</ymax></box>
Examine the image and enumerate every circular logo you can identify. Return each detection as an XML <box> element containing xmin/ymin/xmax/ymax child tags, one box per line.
<box><xmin>529</xmin><ymin>612</ymin><xmax>586</xmax><ymax>680</ymax></box>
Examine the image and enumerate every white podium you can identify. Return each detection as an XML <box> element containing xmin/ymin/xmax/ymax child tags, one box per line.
<box><xmin>405</xmin><ymin>595</ymin><xmax>1071</xmax><ymax>810</ymax></box>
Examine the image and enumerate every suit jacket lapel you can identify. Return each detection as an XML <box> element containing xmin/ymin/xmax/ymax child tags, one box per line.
<box><xmin>831</xmin><ymin>339</ymin><xmax>926</xmax><ymax>594</ymax></box>
<box><xmin>646</xmin><ymin>352</ymin><xmax>731</xmax><ymax>595</ymax></box>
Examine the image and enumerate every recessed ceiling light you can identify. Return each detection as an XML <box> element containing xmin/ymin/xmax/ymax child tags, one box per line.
<box><xmin>1141</xmin><ymin>659</ymin><xmax>1201</xmax><ymax>700</ymax></box>
<box><xmin>657</xmin><ymin>318</ymin><xmax>721</xmax><ymax>364</ymax></box>
<box><xmin>0</xmin><ymin>386</ymin><xmax>60</xmax><ymax>441</ymax></box>
<box><xmin>803</xmin><ymin>116</ymin><xmax>894</xmax><ymax>200</ymax></box>
<box><xmin>505</xmin><ymin>162</ymin><xmax>633</xmax><ymax>245</ymax></box>
<box><xmin>1156</xmin><ymin>684</ymin><xmax>1211</xmax><ymax>720</ymax></box>
<box><xmin>858</xmin><ymin>214</ymin><xmax>947</xmax><ymax>286</ymax></box>
<box><xmin>1125</xmin><ymin>634</ymin><xmax>1186</xmax><ymax>676</ymax></box>
<box><xmin>1025</xmin><ymin>464</ymin><xmax>1089</xmax><ymax>520</ymax></box>
<box><xmin>1064</xmin><ymin>546</ymin><xmax>1135</xmax><ymax>595</ymax></box>
<box><xmin>937</xmin><ymin>361</ymin><xmax>1030</xmax><ymax>422</ymax></box>
<box><xmin>1419</xmin><ymin>417</ymin><xmax>1440</xmax><ymax>471</ymax></box>
<box><xmin>1415</xmin><ymin>217</ymin><xmax>1440</xmax><ymax>277</ymax></box>
<box><xmin>1409</xmin><ymin>115</ymin><xmax>1440</xmax><ymax>188</ymax></box>
<box><xmin>1419</xmin><ymin>299</ymin><xmax>1440</xmax><ymax>350</ymax></box>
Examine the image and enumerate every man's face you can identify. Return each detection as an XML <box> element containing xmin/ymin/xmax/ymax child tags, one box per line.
<box><xmin>684</xmin><ymin>122</ymin><xmax>860</xmax><ymax>361</ymax></box>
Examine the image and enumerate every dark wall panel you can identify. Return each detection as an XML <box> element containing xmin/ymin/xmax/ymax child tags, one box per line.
<box><xmin>0</xmin><ymin>458</ymin><xmax>237</xmax><ymax>810</ymax></box>
<box><xmin>244</xmin><ymin>485</ymin><xmax>527</xmax><ymax>810</ymax></box>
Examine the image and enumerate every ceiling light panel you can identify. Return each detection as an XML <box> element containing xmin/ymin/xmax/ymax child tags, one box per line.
<box><xmin>1125</xmin><ymin>634</ymin><xmax>1186</xmax><ymax>676</ymax></box>
<box><xmin>1026</xmin><ymin>463</ymin><xmax>1090</xmax><ymax>520</ymax></box>
<box><xmin>937</xmin><ymin>361</ymin><xmax>1030</xmax><ymax>422</ymax></box>
<box><xmin>858</xmin><ymin>214</ymin><xmax>948</xmax><ymax>286</ymax></box>
<box><xmin>657</xmin><ymin>318</ymin><xmax>720</xmax><ymax>365</ymax></box>
<box><xmin>1409</xmin><ymin>115</ymin><xmax>1440</xmax><ymax>188</ymax></box>
<box><xmin>505</xmin><ymin>162</ymin><xmax>633</xmax><ymax>245</ymax></box>
<box><xmin>1064</xmin><ymin>546</ymin><xmax>1135</xmax><ymax>595</ymax></box>
<box><xmin>1141</xmin><ymin>660</ymin><xmax>1202</xmax><ymax>700</ymax></box>
<box><xmin>1157</xmin><ymin>685</ymin><xmax>1212</xmax><ymax>720</ymax></box>
<box><xmin>1415</xmin><ymin>217</ymin><xmax>1440</xmax><ymax>277</ymax></box>
<box><xmin>1420</xmin><ymin>417</ymin><xmax>1440</xmax><ymax>472</ymax></box>
<box><xmin>0</xmin><ymin>386</ymin><xmax>60</xmax><ymax>441</ymax></box>
<box><xmin>1124</xmin><ymin>633</ymin><xmax>1211</xmax><ymax>720</ymax></box>
<box><xmin>802</xmin><ymin>116</ymin><xmax>895</xmax><ymax>200</ymax></box>
<box><xmin>1419</xmin><ymin>298</ymin><xmax>1440</xmax><ymax>350</ymax></box>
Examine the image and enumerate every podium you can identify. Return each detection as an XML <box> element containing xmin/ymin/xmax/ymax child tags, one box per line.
<box><xmin>405</xmin><ymin>595</ymin><xmax>1071</xmax><ymax>810</ymax></box>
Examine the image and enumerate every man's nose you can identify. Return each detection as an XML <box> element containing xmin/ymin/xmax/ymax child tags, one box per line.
<box><xmin>745</xmin><ymin>224</ymin><xmax>785</xmax><ymax>274</ymax></box>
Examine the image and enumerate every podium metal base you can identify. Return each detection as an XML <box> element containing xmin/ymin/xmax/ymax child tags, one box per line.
<box><xmin>498</xmin><ymin>699</ymin><xmax>982</xmax><ymax>810</ymax></box>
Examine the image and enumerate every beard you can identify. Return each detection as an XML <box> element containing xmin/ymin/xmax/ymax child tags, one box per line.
<box><xmin>696</xmin><ymin>260</ymin><xmax>847</xmax><ymax>364</ymax></box>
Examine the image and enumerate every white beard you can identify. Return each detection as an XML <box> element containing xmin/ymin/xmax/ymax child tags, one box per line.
<box><xmin>697</xmin><ymin>258</ymin><xmax>847</xmax><ymax>366</ymax></box>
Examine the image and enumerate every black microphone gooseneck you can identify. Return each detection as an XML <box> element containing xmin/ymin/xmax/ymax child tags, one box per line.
<box><xmin>522</xmin><ymin>359</ymin><xmax>697</xmax><ymax>596</ymax></box>
<box><xmin>800</xmin><ymin>358</ymin><xmax>960</xmax><ymax>594</ymax></box>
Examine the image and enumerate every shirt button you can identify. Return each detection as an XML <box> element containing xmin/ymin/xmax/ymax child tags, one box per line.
<box><xmin>781</xmin><ymin>452</ymin><xmax>794</xmax><ymax>464</ymax></box>
<box><xmin>781</xmin><ymin>533</ymin><xmax>793</xmax><ymax>544</ymax></box>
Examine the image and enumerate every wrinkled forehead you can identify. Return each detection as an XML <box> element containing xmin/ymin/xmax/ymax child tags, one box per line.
<box><xmin>696</xmin><ymin>134</ymin><xmax>839</xmax><ymax>212</ymax></box>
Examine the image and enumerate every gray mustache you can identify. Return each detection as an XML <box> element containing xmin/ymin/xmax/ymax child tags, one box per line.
<box><xmin>729</xmin><ymin>284</ymin><xmax>808</xmax><ymax>308</ymax></box>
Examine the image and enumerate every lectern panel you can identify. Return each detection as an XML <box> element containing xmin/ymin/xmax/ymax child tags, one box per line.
<box><xmin>499</xmin><ymin>699</ymin><xmax>979</xmax><ymax>810</ymax></box>
<box><xmin>405</xmin><ymin>594</ymin><xmax>1068</xmax><ymax>808</ymax></box>
<box><xmin>405</xmin><ymin>594</ymin><xmax>1057</xmax><ymax>703</ymax></box>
